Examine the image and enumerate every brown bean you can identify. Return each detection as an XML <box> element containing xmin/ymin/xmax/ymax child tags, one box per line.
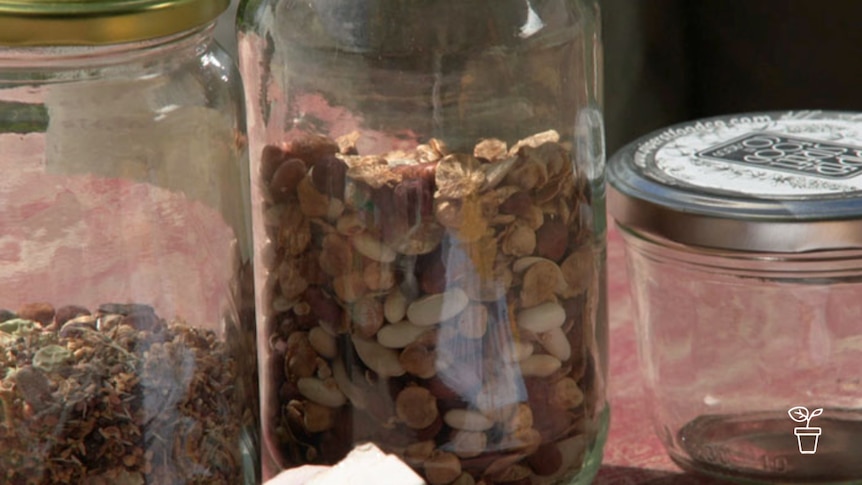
<box><xmin>17</xmin><ymin>302</ymin><xmax>54</xmax><ymax>326</ymax></box>
<box><xmin>270</xmin><ymin>158</ymin><xmax>307</xmax><ymax>202</ymax></box>
<box><xmin>312</xmin><ymin>155</ymin><xmax>348</xmax><ymax>199</ymax></box>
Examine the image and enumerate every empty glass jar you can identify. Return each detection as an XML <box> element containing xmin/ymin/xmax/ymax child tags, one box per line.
<box><xmin>237</xmin><ymin>1</ymin><xmax>608</xmax><ymax>483</ymax></box>
<box><xmin>609</xmin><ymin>111</ymin><xmax>862</xmax><ymax>484</ymax></box>
<box><xmin>0</xmin><ymin>1</ymin><xmax>256</xmax><ymax>483</ymax></box>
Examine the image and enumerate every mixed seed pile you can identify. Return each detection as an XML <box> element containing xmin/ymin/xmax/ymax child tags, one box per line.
<box><xmin>260</xmin><ymin>130</ymin><xmax>601</xmax><ymax>484</ymax></box>
<box><xmin>0</xmin><ymin>302</ymin><xmax>244</xmax><ymax>485</ymax></box>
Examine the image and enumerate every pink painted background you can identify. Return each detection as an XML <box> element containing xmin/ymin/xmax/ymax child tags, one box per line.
<box><xmin>595</xmin><ymin>225</ymin><xmax>729</xmax><ymax>484</ymax></box>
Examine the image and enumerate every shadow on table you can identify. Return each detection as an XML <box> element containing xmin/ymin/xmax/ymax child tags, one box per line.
<box><xmin>594</xmin><ymin>466</ymin><xmax>734</xmax><ymax>485</ymax></box>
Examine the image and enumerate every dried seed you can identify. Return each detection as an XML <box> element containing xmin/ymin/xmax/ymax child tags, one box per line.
<box><xmin>499</xmin><ymin>191</ymin><xmax>532</xmax><ymax>217</ymax></box>
<box><xmin>505</xmin><ymin>159</ymin><xmax>548</xmax><ymax>192</ymax></box>
<box><xmin>430</xmin><ymin>138</ymin><xmax>449</xmax><ymax>157</ymax></box>
<box><xmin>336</xmin><ymin>212</ymin><xmax>366</xmax><ymax>236</ymax></box>
<box><xmin>297</xmin><ymin>377</ymin><xmax>347</xmax><ymax>408</ymax></box>
<box><xmin>16</xmin><ymin>302</ymin><xmax>54</xmax><ymax>326</ymax></box>
<box><xmin>538</xmin><ymin>327</ymin><xmax>571</xmax><ymax>362</ymax></box>
<box><xmin>384</xmin><ymin>288</ymin><xmax>408</xmax><ymax>324</ymax></box>
<box><xmin>351</xmin><ymin>335</ymin><xmax>406</xmax><ymax>377</ymax></box>
<box><xmin>535</xmin><ymin>220</ymin><xmax>568</xmax><ymax>262</ymax></box>
<box><xmin>326</xmin><ymin>197</ymin><xmax>345</xmax><ymax>221</ymax></box>
<box><xmin>278</xmin><ymin>257</ymin><xmax>309</xmax><ymax>301</ymax></box>
<box><xmin>302</xmin><ymin>400</ymin><xmax>337</xmax><ymax>432</ymax></box>
<box><xmin>419</xmin><ymin>257</ymin><xmax>449</xmax><ymax>295</ymax></box>
<box><xmin>483</xmin><ymin>452</ymin><xmax>531</xmax><ymax>478</ymax></box>
<box><xmin>519</xmin><ymin>354</ymin><xmax>562</xmax><ymax>377</ymax></box>
<box><xmin>308</xmin><ymin>327</ymin><xmax>337</xmax><ymax>359</ymax></box>
<box><xmin>444</xmin><ymin>409</ymin><xmax>494</xmax><ymax>432</ymax></box>
<box><xmin>54</xmin><ymin>305</ymin><xmax>91</xmax><ymax>327</ymax></box>
<box><xmin>516</xmin><ymin>302</ymin><xmax>566</xmax><ymax>333</ymax></box>
<box><xmin>336</xmin><ymin>130</ymin><xmax>360</xmax><ymax>154</ymax></box>
<box><xmin>392</xmin><ymin>176</ymin><xmax>435</xmax><ymax>228</ymax></box>
<box><xmin>435</xmin><ymin>154</ymin><xmax>485</xmax><ymax>199</ymax></box>
<box><xmin>278</xmin><ymin>204</ymin><xmax>312</xmax><ymax>256</ymax></box>
<box><xmin>508</xmin><ymin>341</ymin><xmax>534</xmax><ymax>362</ymax></box>
<box><xmin>97</xmin><ymin>302</ymin><xmax>154</xmax><ymax>316</ymax></box>
<box><xmin>404</xmin><ymin>440</ymin><xmax>436</xmax><ymax>465</ymax></box>
<box><xmin>351</xmin><ymin>296</ymin><xmax>385</xmax><ymax>338</ymax></box>
<box><xmin>399</xmin><ymin>340</ymin><xmax>437</xmax><ymax>379</ymax></box>
<box><xmin>297</xmin><ymin>177</ymin><xmax>331</xmax><ymax>218</ymax></box>
<box><xmin>305</xmin><ymin>287</ymin><xmax>347</xmax><ymax>334</ymax></box>
<box><xmin>392</xmin><ymin>220</ymin><xmax>445</xmax><ymax>256</ymax></box>
<box><xmin>286</xmin><ymin>332</ymin><xmax>318</xmax><ymax>379</ymax></box>
<box><xmin>121</xmin><ymin>309</ymin><xmax>161</xmax><ymax>332</ymax></box>
<box><xmin>559</xmin><ymin>245</ymin><xmax>594</xmax><ymax>296</ymax></box>
<box><xmin>285</xmin><ymin>133</ymin><xmax>339</xmax><ymax>163</ymax></box>
<box><xmin>333</xmin><ymin>272</ymin><xmax>367</xmax><ymax>303</ymax></box>
<box><xmin>520</xmin><ymin>204</ymin><xmax>545</xmax><ymax>231</ymax></box>
<box><xmin>59</xmin><ymin>314</ymin><xmax>97</xmax><ymax>338</ymax></box>
<box><xmin>435</xmin><ymin>199</ymin><xmax>464</xmax><ymax>229</ymax></box>
<box><xmin>395</xmin><ymin>386</ymin><xmax>439</xmax><ymax>430</ymax></box>
<box><xmin>449</xmin><ymin>430</ymin><xmax>487</xmax><ymax>458</ymax></box>
<box><xmin>346</xmin><ymin>158</ymin><xmax>402</xmax><ymax>189</ymax></box>
<box><xmin>319</xmin><ymin>233</ymin><xmax>354</xmax><ymax>277</ymax></box>
<box><xmin>550</xmin><ymin>377</ymin><xmax>584</xmax><ymax>409</ymax></box>
<box><xmin>261</xmin><ymin>144</ymin><xmax>288</xmax><ymax>182</ymax></box>
<box><xmin>424</xmin><ymin>451</ymin><xmax>462</xmax><ymax>485</ymax></box>
<box><xmin>32</xmin><ymin>345</ymin><xmax>72</xmax><ymax>373</ymax></box>
<box><xmin>269</xmin><ymin>158</ymin><xmax>307</xmax><ymax>202</ymax></box>
<box><xmin>498</xmin><ymin>427</ymin><xmax>543</xmax><ymax>455</ymax></box>
<box><xmin>13</xmin><ymin>366</ymin><xmax>53</xmax><ymax>412</ymax></box>
<box><xmin>527</xmin><ymin>442</ymin><xmax>563</xmax><ymax>476</ymax></box>
<box><xmin>489</xmin><ymin>464</ymin><xmax>532</xmax><ymax>484</ymax></box>
<box><xmin>377</xmin><ymin>321</ymin><xmax>429</xmax><ymax>349</ymax></box>
<box><xmin>352</xmin><ymin>232</ymin><xmax>397</xmax><ymax>263</ymax></box>
<box><xmin>482</xmin><ymin>156</ymin><xmax>518</xmax><ymax>190</ymax></box>
<box><xmin>500</xmin><ymin>222</ymin><xmax>536</xmax><ymax>257</ymax></box>
<box><xmin>509</xmin><ymin>129</ymin><xmax>560</xmax><ymax>155</ymax></box>
<box><xmin>520</xmin><ymin>260</ymin><xmax>566</xmax><ymax>309</ymax></box>
<box><xmin>451</xmin><ymin>473</ymin><xmax>476</xmax><ymax>485</ymax></box>
<box><xmin>332</xmin><ymin>358</ymin><xmax>368</xmax><ymax>410</ymax></box>
<box><xmin>463</xmin><ymin>263</ymin><xmax>512</xmax><ymax>302</ymax></box>
<box><xmin>311</xmin><ymin>155</ymin><xmax>348</xmax><ymax>199</ymax></box>
<box><xmin>474</xmin><ymin>138</ymin><xmax>508</xmax><ymax>161</ymax></box>
<box><xmin>362</xmin><ymin>262</ymin><xmax>396</xmax><ymax>292</ymax></box>
<box><xmin>406</xmin><ymin>288</ymin><xmax>470</xmax><ymax>326</ymax></box>
<box><xmin>512</xmin><ymin>256</ymin><xmax>554</xmax><ymax>273</ymax></box>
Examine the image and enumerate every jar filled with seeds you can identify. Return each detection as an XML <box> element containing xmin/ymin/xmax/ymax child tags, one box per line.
<box><xmin>0</xmin><ymin>1</ymin><xmax>257</xmax><ymax>483</ymax></box>
<box><xmin>237</xmin><ymin>1</ymin><xmax>608</xmax><ymax>483</ymax></box>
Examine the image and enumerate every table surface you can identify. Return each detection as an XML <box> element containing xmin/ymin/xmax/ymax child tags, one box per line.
<box><xmin>594</xmin><ymin>224</ymin><xmax>731</xmax><ymax>485</ymax></box>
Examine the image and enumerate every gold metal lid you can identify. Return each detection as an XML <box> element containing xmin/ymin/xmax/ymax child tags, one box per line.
<box><xmin>0</xmin><ymin>0</ymin><xmax>229</xmax><ymax>46</ymax></box>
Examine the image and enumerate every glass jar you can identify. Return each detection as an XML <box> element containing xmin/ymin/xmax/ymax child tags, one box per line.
<box><xmin>0</xmin><ymin>2</ymin><xmax>257</xmax><ymax>483</ymax></box>
<box><xmin>608</xmin><ymin>111</ymin><xmax>862</xmax><ymax>484</ymax></box>
<box><xmin>237</xmin><ymin>1</ymin><xmax>608</xmax><ymax>484</ymax></box>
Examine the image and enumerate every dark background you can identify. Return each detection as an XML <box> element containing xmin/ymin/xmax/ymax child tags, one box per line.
<box><xmin>218</xmin><ymin>1</ymin><xmax>862</xmax><ymax>155</ymax></box>
<box><xmin>601</xmin><ymin>0</ymin><xmax>862</xmax><ymax>153</ymax></box>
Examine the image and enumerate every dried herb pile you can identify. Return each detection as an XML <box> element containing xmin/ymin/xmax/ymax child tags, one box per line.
<box><xmin>0</xmin><ymin>302</ymin><xmax>243</xmax><ymax>485</ymax></box>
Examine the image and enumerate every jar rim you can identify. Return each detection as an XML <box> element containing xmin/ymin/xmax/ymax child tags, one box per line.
<box><xmin>0</xmin><ymin>0</ymin><xmax>228</xmax><ymax>46</ymax></box>
<box><xmin>608</xmin><ymin>110</ymin><xmax>862</xmax><ymax>253</ymax></box>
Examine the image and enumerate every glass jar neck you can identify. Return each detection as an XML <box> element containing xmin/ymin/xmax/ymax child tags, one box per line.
<box><xmin>621</xmin><ymin>223</ymin><xmax>862</xmax><ymax>282</ymax></box>
<box><xmin>0</xmin><ymin>23</ymin><xmax>216</xmax><ymax>70</ymax></box>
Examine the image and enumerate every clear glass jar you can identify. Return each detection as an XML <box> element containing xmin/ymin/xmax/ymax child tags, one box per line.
<box><xmin>609</xmin><ymin>111</ymin><xmax>862</xmax><ymax>484</ymax></box>
<box><xmin>237</xmin><ymin>1</ymin><xmax>608</xmax><ymax>484</ymax></box>
<box><xmin>0</xmin><ymin>2</ymin><xmax>257</xmax><ymax>483</ymax></box>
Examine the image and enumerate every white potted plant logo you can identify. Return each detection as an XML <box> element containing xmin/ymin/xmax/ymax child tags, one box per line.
<box><xmin>788</xmin><ymin>406</ymin><xmax>823</xmax><ymax>454</ymax></box>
